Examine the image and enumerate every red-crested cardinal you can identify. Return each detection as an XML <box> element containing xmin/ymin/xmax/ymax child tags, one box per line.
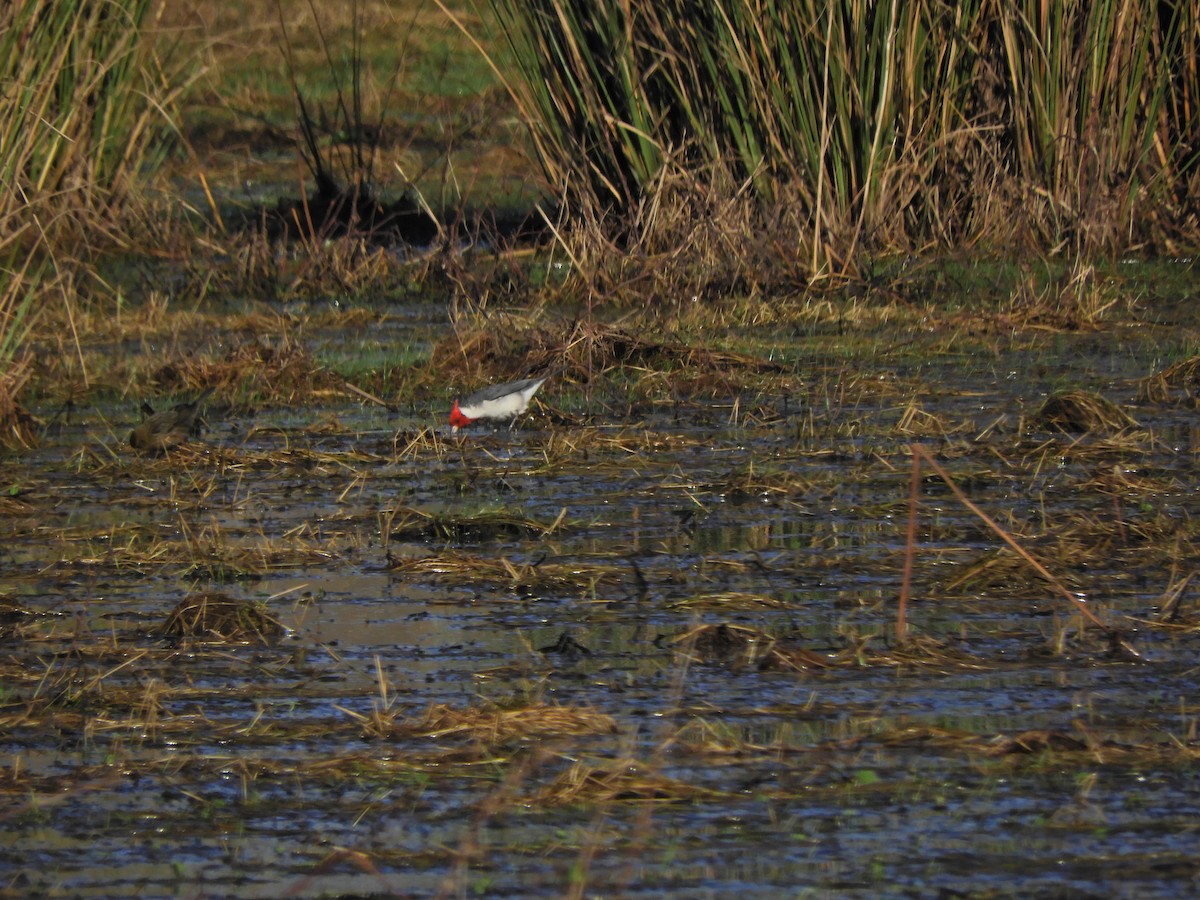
<box><xmin>449</xmin><ymin>374</ymin><xmax>551</xmax><ymax>433</ymax></box>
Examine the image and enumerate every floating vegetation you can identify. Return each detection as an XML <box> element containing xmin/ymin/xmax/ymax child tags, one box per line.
<box><xmin>170</xmin><ymin>335</ymin><xmax>331</xmax><ymax>398</ymax></box>
<box><xmin>392</xmin><ymin>426</ymin><xmax>449</xmax><ymax>461</ymax></box>
<box><xmin>894</xmin><ymin>400</ymin><xmax>969</xmax><ymax>437</ymax></box>
<box><xmin>1078</xmin><ymin>463</ymin><xmax>1177</xmax><ymax>497</ymax></box>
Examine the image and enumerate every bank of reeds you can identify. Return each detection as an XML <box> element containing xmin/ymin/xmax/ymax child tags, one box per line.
<box><xmin>482</xmin><ymin>0</ymin><xmax>1195</xmax><ymax>281</ymax></box>
<box><xmin>0</xmin><ymin>0</ymin><xmax>186</xmax><ymax>424</ymax></box>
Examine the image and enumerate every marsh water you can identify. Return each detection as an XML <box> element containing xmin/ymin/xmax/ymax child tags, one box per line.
<box><xmin>3</xmin><ymin>287</ymin><xmax>1200</xmax><ymax>898</ymax></box>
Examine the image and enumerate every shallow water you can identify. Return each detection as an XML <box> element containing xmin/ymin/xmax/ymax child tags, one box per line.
<box><xmin>3</xmin><ymin>312</ymin><xmax>1200</xmax><ymax>898</ymax></box>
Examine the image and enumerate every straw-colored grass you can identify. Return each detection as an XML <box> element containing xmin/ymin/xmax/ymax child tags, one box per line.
<box><xmin>1139</xmin><ymin>355</ymin><xmax>1200</xmax><ymax>405</ymax></box>
<box><xmin>1030</xmin><ymin>390</ymin><xmax>1139</xmax><ymax>433</ymax></box>
<box><xmin>404</xmin><ymin>702</ymin><xmax>618</xmax><ymax>743</ymax></box>
<box><xmin>386</xmin><ymin>553</ymin><xmax>622</xmax><ymax>593</ymax></box>
<box><xmin>384</xmin><ymin>505</ymin><xmax>568</xmax><ymax>543</ymax></box>
<box><xmin>667</xmin><ymin>592</ymin><xmax>793</xmax><ymax>611</ymax></box>
<box><xmin>159</xmin><ymin>592</ymin><xmax>287</xmax><ymax>644</ymax></box>
<box><xmin>530</xmin><ymin>758</ymin><xmax>726</xmax><ymax>806</ymax></box>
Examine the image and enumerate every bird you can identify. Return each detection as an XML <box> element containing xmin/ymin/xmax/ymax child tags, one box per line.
<box><xmin>129</xmin><ymin>386</ymin><xmax>215</xmax><ymax>452</ymax></box>
<box><xmin>449</xmin><ymin>374</ymin><xmax>551</xmax><ymax>433</ymax></box>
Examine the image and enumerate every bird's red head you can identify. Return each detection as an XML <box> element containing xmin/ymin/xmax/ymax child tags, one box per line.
<box><xmin>449</xmin><ymin>399</ymin><xmax>473</xmax><ymax>432</ymax></box>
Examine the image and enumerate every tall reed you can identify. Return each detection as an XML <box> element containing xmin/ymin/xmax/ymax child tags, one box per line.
<box><xmin>997</xmin><ymin>0</ymin><xmax>1176</xmax><ymax>252</ymax></box>
<box><xmin>0</xmin><ymin>0</ymin><xmax>183</xmax><ymax>375</ymax></box>
<box><xmin>486</xmin><ymin>0</ymin><xmax>1197</xmax><ymax>277</ymax></box>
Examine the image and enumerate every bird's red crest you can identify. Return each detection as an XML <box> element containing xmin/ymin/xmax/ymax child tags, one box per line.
<box><xmin>449</xmin><ymin>399</ymin><xmax>473</xmax><ymax>430</ymax></box>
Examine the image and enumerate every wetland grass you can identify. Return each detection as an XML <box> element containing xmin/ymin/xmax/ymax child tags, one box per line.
<box><xmin>479</xmin><ymin>0</ymin><xmax>1195</xmax><ymax>285</ymax></box>
<box><xmin>4</xmin><ymin>5</ymin><xmax>1200</xmax><ymax>896</ymax></box>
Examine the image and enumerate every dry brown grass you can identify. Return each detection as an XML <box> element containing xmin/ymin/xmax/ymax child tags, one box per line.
<box><xmin>392</xmin><ymin>426</ymin><xmax>449</xmax><ymax>461</ymax></box>
<box><xmin>405</xmin><ymin>701</ymin><xmax>618</xmax><ymax>743</ymax></box>
<box><xmin>432</xmin><ymin>316</ymin><xmax>788</xmax><ymax>387</ymax></box>
<box><xmin>383</xmin><ymin>505</ymin><xmax>568</xmax><ymax>543</ymax></box>
<box><xmin>894</xmin><ymin>400</ymin><xmax>974</xmax><ymax>438</ymax></box>
<box><xmin>28</xmin><ymin>514</ymin><xmax>349</xmax><ymax>582</ymax></box>
<box><xmin>141</xmin><ymin>333</ymin><xmax>332</xmax><ymax>400</ymax></box>
<box><xmin>427</xmin><ymin>314</ymin><xmax>811</xmax><ymax>434</ymax></box>
<box><xmin>386</xmin><ymin>553</ymin><xmax>622</xmax><ymax>593</ymax></box>
<box><xmin>0</xmin><ymin>597</ymin><xmax>42</xmax><ymax>641</ymax></box>
<box><xmin>667</xmin><ymin>592</ymin><xmax>793</xmax><ymax>611</ymax></box>
<box><xmin>1029</xmin><ymin>390</ymin><xmax>1139</xmax><ymax>433</ymax></box>
<box><xmin>159</xmin><ymin>592</ymin><xmax>287</xmax><ymax>643</ymax></box>
<box><xmin>530</xmin><ymin>757</ymin><xmax>725</xmax><ymax>806</ymax></box>
<box><xmin>1003</xmin><ymin>261</ymin><xmax>1126</xmax><ymax>330</ymax></box>
<box><xmin>1139</xmin><ymin>355</ymin><xmax>1200</xmax><ymax>405</ymax></box>
<box><xmin>1078</xmin><ymin>464</ymin><xmax>1178</xmax><ymax>497</ymax></box>
<box><xmin>0</xmin><ymin>354</ymin><xmax>38</xmax><ymax>448</ymax></box>
<box><xmin>528</xmin><ymin>426</ymin><xmax>720</xmax><ymax>477</ymax></box>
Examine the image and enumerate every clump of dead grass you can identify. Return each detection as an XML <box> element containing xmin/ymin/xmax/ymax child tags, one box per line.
<box><xmin>669</xmin><ymin>622</ymin><xmax>994</xmax><ymax>674</ymax></box>
<box><xmin>894</xmin><ymin>400</ymin><xmax>974</xmax><ymax>438</ymax></box>
<box><xmin>529</xmin><ymin>757</ymin><xmax>726</xmax><ymax>806</ymax></box>
<box><xmin>1029</xmin><ymin>390</ymin><xmax>1138</xmax><ymax>433</ymax></box>
<box><xmin>392</xmin><ymin>426</ymin><xmax>449</xmax><ymax>461</ymax></box>
<box><xmin>1138</xmin><ymin>355</ymin><xmax>1200</xmax><ymax>405</ymax></box>
<box><xmin>344</xmin><ymin>695</ymin><xmax>618</xmax><ymax>746</ymax></box>
<box><xmin>535</xmin><ymin>426</ymin><xmax>713</xmax><ymax>464</ymax></box>
<box><xmin>386</xmin><ymin>553</ymin><xmax>621</xmax><ymax>593</ymax></box>
<box><xmin>429</xmin><ymin>314</ymin><xmax>565</xmax><ymax>389</ymax></box>
<box><xmin>677</xmin><ymin>461</ymin><xmax>811</xmax><ymax>503</ymax></box>
<box><xmin>1078</xmin><ymin>464</ymin><xmax>1177</xmax><ymax>497</ymax></box>
<box><xmin>406</xmin><ymin>702</ymin><xmax>617</xmax><ymax>743</ymax></box>
<box><xmin>941</xmin><ymin>548</ymin><xmax>1074</xmax><ymax>599</ymax></box>
<box><xmin>159</xmin><ymin>592</ymin><xmax>286</xmax><ymax>644</ymax></box>
<box><xmin>667</xmin><ymin>592</ymin><xmax>792</xmax><ymax>611</ymax></box>
<box><xmin>384</xmin><ymin>506</ymin><xmax>568</xmax><ymax>543</ymax></box>
<box><xmin>265</xmin><ymin>239</ymin><xmax>399</xmax><ymax>301</ymax></box>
